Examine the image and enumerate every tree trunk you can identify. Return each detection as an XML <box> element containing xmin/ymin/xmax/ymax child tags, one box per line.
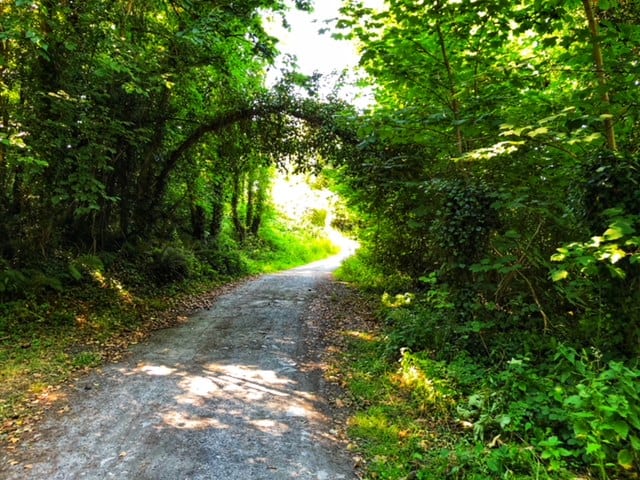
<box><xmin>231</xmin><ymin>171</ymin><xmax>246</xmax><ymax>242</ymax></box>
<box><xmin>435</xmin><ymin>21</ymin><xmax>465</xmax><ymax>155</ymax></box>
<box><xmin>582</xmin><ymin>0</ymin><xmax>617</xmax><ymax>151</ymax></box>
<box><xmin>245</xmin><ymin>168</ymin><xmax>256</xmax><ymax>233</ymax></box>
<box><xmin>209</xmin><ymin>179</ymin><xmax>225</xmax><ymax>241</ymax></box>
<box><xmin>250</xmin><ymin>169</ymin><xmax>268</xmax><ymax>236</ymax></box>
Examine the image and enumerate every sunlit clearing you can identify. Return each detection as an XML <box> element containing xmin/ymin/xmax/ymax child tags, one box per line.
<box><xmin>271</xmin><ymin>170</ymin><xmax>359</xmax><ymax>256</ymax></box>
<box><xmin>271</xmin><ymin>171</ymin><xmax>334</xmax><ymax>223</ymax></box>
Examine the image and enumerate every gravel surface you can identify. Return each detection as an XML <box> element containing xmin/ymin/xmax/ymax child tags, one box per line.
<box><xmin>1</xmin><ymin>253</ymin><xmax>358</xmax><ymax>480</ymax></box>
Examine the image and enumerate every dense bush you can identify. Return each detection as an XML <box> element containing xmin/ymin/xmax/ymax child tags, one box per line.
<box><xmin>196</xmin><ymin>243</ymin><xmax>248</xmax><ymax>276</ymax></box>
<box><xmin>148</xmin><ymin>246</ymin><xmax>192</xmax><ymax>284</ymax></box>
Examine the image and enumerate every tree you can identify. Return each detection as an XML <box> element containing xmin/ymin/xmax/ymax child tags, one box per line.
<box><xmin>336</xmin><ymin>0</ymin><xmax>640</xmax><ymax>355</ymax></box>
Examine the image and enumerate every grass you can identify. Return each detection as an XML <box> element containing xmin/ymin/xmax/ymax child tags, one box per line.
<box><xmin>334</xmin><ymin>252</ymin><xmax>413</xmax><ymax>293</ymax></box>
<box><xmin>243</xmin><ymin>215</ymin><xmax>339</xmax><ymax>273</ymax></box>
<box><xmin>336</xmin><ymin>325</ymin><xmax>452</xmax><ymax>480</ymax></box>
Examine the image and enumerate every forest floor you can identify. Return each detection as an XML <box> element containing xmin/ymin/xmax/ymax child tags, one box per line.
<box><xmin>0</xmin><ymin>251</ymin><xmax>369</xmax><ymax>480</ymax></box>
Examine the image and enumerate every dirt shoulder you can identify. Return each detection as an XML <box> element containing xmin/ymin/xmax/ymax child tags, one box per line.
<box><xmin>0</xmin><ymin>255</ymin><xmax>360</xmax><ymax>480</ymax></box>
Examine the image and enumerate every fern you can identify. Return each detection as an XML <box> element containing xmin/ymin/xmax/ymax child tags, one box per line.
<box><xmin>68</xmin><ymin>254</ymin><xmax>105</xmax><ymax>281</ymax></box>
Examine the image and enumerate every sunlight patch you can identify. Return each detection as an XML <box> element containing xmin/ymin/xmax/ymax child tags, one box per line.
<box><xmin>134</xmin><ymin>364</ymin><xmax>177</xmax><ymax>376</ymax></box>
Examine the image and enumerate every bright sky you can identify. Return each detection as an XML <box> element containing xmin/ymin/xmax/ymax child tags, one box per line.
<box><xmin>264</xmin><ymin>0</ymin><xmax>384</xmax><ymax>106</ymax></box>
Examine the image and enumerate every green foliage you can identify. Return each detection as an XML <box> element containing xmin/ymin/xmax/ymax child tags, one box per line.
<box><xmin>425</xmin><ymin>179</ymin><xmax>500</xmax><ymax>267</ymax></box>
<box><xmin>583</xmin><ymin>152</ymin><xmax>640</xmax><ymax>232</ymax></box>
<box><xmin>304</xmin><ymin>208</ymin><xmax>327</xmax><ymax>228</ymax></box>
<box><xmin>196</xmin><ymin>238</ymin><xmax>249</xmax><ymax>277</ymax></box>
<box><xmin>338</xmin><ymin>253</ymin><xmax>640</xmax><ymax>477</ymax></box>
<box><xmin>243</xmin><ymin>214</ymin><xmax>339</xmax><ymax>273</ymax></box>
<box><xmin>334</xmin><ymin>249</ymin><xmax>413</xmax><ymax>293</ymax></box>
<box><xmin>148</xmin><ymin>246</ymin><xmax>193</xmax><ymax>284</ymax></box>
<box><xmin>555</xmin><ymin>346</ymin><xmax>640</xmax><ymax>476</ymax></box>
<box><xmin>551</xmin><ymin>210</ymin><xmax>640</xmax><ymax>354</ymax></box>
<box><xmin>0</xmin><ymin>261</ymin><xmax>64</xmax><ymax>301</ymax></box>
<box><xmin>68</xmin><ymin>255</ymin><xmax>105</xmax><ymax>282</ymax></box>
<box><xmin>0</xmin><ymin>266</ymin><xmax>27</xmax><ymax>300</ymax></box>
<box><xmin>331</xmin><ymin>0</ymin><xmax>640</xmax><ymax>478</ymax></box>
<box><xmin>381</xmin><ymin>277</ymin><xmax>456</xmax><ymax>360</ymax></box>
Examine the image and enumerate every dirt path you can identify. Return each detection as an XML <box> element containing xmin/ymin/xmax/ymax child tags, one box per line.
<box><xmin>0</xmin><ymin>252</ymin><xmax>358</xmax><ymax>480</ymax></box>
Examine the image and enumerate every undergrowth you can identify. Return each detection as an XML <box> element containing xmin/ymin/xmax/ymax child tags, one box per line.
<box><xmin>335</xmin><ymin>248</ymin><xmax>640</xmax><ymax>480</ymax></box>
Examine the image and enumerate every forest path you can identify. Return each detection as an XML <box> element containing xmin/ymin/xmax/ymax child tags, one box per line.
<box><xmin>0</xmin><ymin>248</ymin><xmax>358</xmax><ymax>480</ymax></box>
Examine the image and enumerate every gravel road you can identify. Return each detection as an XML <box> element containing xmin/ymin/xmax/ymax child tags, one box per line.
<box><xmin>1</xmin><ymin>252</ymin><xmax>358</xmax><ymax>480</ymax></box>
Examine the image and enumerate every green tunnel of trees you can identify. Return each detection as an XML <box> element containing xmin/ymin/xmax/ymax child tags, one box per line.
<box><xmin>1</xmin><ymin>0</ymin><xmax>640</xmax><ymax>475</ymax></box>
<box><xmin>1</xmin><ymin>0</ymin><xmax>639</xmax><ymax>357</ymax></box>
<box><xmin>1</xmin><ymin>0</ymin><xmax>639</xmax><ymax>359</ymax></box>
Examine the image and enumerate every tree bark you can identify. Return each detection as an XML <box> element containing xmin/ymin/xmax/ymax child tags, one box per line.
<box><xmin>245</xmin><ymin>168</ymin><xmax>256</xmax><ymax>232</ymax></box>
<box><xmin>582</xmin><ymin>0</ymin><xmax>617</xmax><ymax>151</ymax></box>
<box><xmin>230</xmin><ymin>170</ymin><xmax>246</xmax><ymax>242</ymax></box>
<box><xmin>435</xmin><ymin>21</ymin><xmax>465</xmax><ymax>155</ymax></box>
<box><xmin>209</xmin><ymin>178</ymin><xmax>225</xmax><ymax>241</ymax></box>
<box><xmin>250</xmin><ymin>167</ymin><xmax>268</xmax><ymax>236</ymax></box>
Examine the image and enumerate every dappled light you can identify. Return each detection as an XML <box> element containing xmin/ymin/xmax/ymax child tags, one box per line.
<box><xmin>134</xmin><ymin>364</ymin><xmax>177</xmax><ymax>377</ymax></box>
<box><xmin>88</xmin><ymin>270</ymin><xmax>134</xmax><ymax>305</ymax></box>
<box><xmin>112</xmin><ymin>358</ymin><xmax>333</xmax><ymax>450</ymax></box>
<box><xmin>2</xmin><ymin>0</ymin><xmax>639</xmax><ymax>477</ymax></box>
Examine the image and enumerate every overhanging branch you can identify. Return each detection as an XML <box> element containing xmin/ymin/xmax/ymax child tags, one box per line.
<box><xmin>151</xmin><ymin>96</ymin><xmax>356</xmax><ymax>206</ymax></box>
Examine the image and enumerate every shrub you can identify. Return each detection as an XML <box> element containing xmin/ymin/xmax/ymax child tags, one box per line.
<box><xmin>0</xmin><ymin>265</ymin><xmax>27</xmax><ymax>300</ymax></box>
<box><xmin>197</xmin><ymin>242</ymin><xmax>248</xmax><ymax>276</ymax></box>
<box><xmin>68</xmin><ymin>254</ymin><xmax>105</xmax><ymax>281</ymax></box>
<box><xmin>148</xmin><ymin>246</ymin><xmax>191</xmax><ymax>283</ymax></box>
<box><xmin>305</xmin><ymin>208</ymin><xmax>328</xmax><ymax>228</ymax></box>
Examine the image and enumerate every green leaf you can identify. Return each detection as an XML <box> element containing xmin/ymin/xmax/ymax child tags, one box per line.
<box><xmin>611</xmin><ymin>419</ymin><xmax>630</xmax><ymax>439</ymax></box>
<box><xmin>617</xmin><ymin>449</ymin><xmax>634</xmax><ymax>469</ymax></box>
<box><xmin>498</xmin><ymin>414</ymin><xmax>511</xmax><ymax>428</ymax></box>
<box><xmin>604</xmin><ymin>220</ymin><xmax>635</xmax><ymax>241</ymax></box>
<box><xmin>599</xmin><ymin>0</ymin><xmax>619</xmax><ymax>11</ymax></box>
<box><xmin>526</xmin><ymin>127</ymin><xmax>548</xmax><ymax>138</ymax></box>
<box><xmin>586</xmin><ymin>442</ymin><xmax>602</xmax><ymax>455</ymax></box>
<box><xmin>551</xmin><ymin>269</ymin><xmax>569</xmax><ymax>282</ymax></box>
<box><xmin>606</xmin><ymin>265</ymin><xmax>627</xmax><ymax>279</ymax></box>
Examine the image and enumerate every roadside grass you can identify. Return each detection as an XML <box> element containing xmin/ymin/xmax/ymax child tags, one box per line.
<box><xmin>243</xmin><ymin>214</ymin><xmax>339</xmax><ymax>273</ymax></box>
<box><xmin>334</xmin><ymin>253</ymin><xmax>412</xmax><ymax>293</ymax></box>
<box><xmin>337</xmin><ymin>325</ymin><xmax>453</xmax><ymax>480</ymax></box>
<box><xmin>0</xmin><ymin>214</ymin><xmax>339</xmax><ymax>444</ymax></box>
